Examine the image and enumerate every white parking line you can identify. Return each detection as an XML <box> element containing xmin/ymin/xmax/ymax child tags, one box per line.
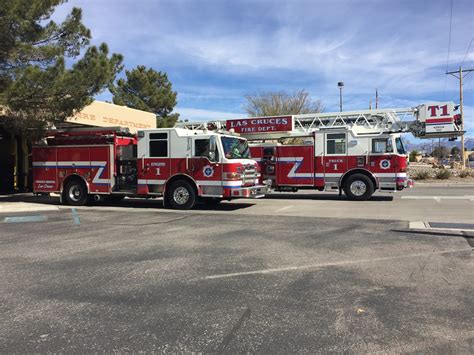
<box><xmin>402</xmin><ymin>196</ymin><xmax>474</xmax><ymax>201</ymax></box>
<box><xmin>274</xmin><ymin>205</ymin><xmax>294</xmax><ymax>212</ymax></box>
<box><xmin>202</xmin><ymin>247</ymin><xmax>471</xmax><ymax>280</ymax></box>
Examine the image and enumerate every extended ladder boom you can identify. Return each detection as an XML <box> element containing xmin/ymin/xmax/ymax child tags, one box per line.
<box><xmin>176</xmin><ymin>102</ymin><xmax>463</xmax><ymax>140</ymax></box>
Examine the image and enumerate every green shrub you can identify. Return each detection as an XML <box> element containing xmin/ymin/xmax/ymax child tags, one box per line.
<box><xmin>459</xmin><ymin>169</ymin><xmax>472</xmax><ymax>178</ymax></box>
<box><xmin>409</xmin><ymin>150</ymin><xmax>419</xmax><ymax>162</ymax></box>
<box><xmin>435</xmin><ymin>168</ymin><xmax>451</xmax><ymax>180</ymax></box>
<box><xmin>412</xmin><ymin>169</ymin><xmax>431</xmax><ymax>180</ymax></box>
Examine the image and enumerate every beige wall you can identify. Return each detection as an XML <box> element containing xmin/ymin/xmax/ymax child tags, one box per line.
<box><xmin>66</xmin><ymin>101</ymin><xmax>156</xmax><ymax>133</ymax></box>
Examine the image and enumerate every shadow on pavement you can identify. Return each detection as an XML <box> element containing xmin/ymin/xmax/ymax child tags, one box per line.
<box><xmin>267</xmin><ymin>193</ymin><xmax>394</xmax><ymax>202</ymax></box>
<box><xmin>0</xmin><ymin>193</ymin><xmax>255</xmax><ymax>212</ymax></box>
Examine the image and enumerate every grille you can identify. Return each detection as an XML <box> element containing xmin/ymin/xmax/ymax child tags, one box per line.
<box><xmin>242</xmin><ymin>165</ymin><xmax>257</xmax><ymax>185</ymax></box>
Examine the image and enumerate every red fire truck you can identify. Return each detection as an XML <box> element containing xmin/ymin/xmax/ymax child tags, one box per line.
<box><xmin>210</xmin><ymin>102</ymin><xmax>462</xmax><ymax>201</ymax></box>
<box><xmin>32</xmin><ymin>126</ymin><xmax>268</xmax><ymax>209</ymax></box>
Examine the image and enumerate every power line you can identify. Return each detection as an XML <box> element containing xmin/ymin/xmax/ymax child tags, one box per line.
<box><xmin>461</xmin><ymin>37</ymin><xmax>473</xmax><ymax>67</ymax></box>
<box><xmin>444</xmin><ymin>0</ymin><xmax>454</xmax><ymax>93</ymax></box>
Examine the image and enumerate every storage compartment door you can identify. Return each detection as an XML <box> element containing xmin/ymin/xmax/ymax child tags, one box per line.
<box><xmin>276</xmin><ymin>145</ymin><xmax>314</xmax><ymax>186</ymax></box>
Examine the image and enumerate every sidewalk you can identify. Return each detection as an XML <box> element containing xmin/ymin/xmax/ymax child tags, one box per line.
<box><xmin>0</xmin><ymin>193</ymin><xmax>61</xmax><ymax>213</ymax></box>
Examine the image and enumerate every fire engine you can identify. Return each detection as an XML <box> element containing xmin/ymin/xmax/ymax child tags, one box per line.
<box><xmin>32</xmin><ymin>126</ymin><xmax>268</xmax><ymax>209</ymax></box>
<box><xmin>188</xmin><ymin>102</ymin><xmax>462</xmax><ymax>201</ymax></box>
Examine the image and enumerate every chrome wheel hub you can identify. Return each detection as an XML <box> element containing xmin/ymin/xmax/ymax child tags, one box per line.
<box><xmin>69</xmin><ymin>185</ymin><xmax>82</xmax><ymax>202</ymax></box>
<box><xmin>350</xmin><ymin>180</ymin><xmax>367</xmax><ymax>196</ymax></box>
<box><xmin>173</xmin><ymin>187</ymin><xmax>190</xmax><ymax>205</ymax></box>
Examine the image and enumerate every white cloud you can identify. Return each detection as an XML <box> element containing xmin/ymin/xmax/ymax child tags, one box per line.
<box><xmin>176</xmin><ymin>107</ymin><xmax>243</xmax><ymax>121</ymax></box>
<box><xmin>51</xmin><ymin>0</ymin><xmax>473</xmax><ymax>135</ymax></box>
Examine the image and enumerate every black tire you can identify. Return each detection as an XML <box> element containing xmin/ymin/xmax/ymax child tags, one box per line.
<box><xmin>63</xmin><ymin>179</ymin><xmax>88</xmax><ymax>206</ymax></box>
<box><xmin>165</xmin><ymin>180</ymin><xmax>197</xmax><ymax>210</ymax></box>
<box><xmin>343</xmin><ymin>174</ymin><xmax>374</xmax><ymax>201</ymax></box>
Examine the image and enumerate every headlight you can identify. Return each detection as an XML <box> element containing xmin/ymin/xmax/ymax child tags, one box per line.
<box><xmin>223</xmin><ymin>172</ymin><xmax>242</xmax><ymax>180</ymax></box>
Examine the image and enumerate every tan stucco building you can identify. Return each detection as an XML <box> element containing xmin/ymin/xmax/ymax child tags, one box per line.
<box><xmin>0</xmin><ymin>101</ymin><xmax>156</xmax><ymax>194</ymax></box>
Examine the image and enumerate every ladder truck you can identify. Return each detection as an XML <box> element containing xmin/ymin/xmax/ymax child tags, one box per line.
<box><xmin>192</xmin><ymin>102</ymin><xmax>462</xmax><ymax>201</ymax></box>
<box><xmin>32</xmin><ymin>126</ymin><xmax>268</xmax><ymax>209</ymax></box>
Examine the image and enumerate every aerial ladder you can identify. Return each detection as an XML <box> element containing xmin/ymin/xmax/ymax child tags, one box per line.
<box><xmin>177</xmin><ymin>102</ymin><xmax>463</xmax><ymax>141</ymax></box>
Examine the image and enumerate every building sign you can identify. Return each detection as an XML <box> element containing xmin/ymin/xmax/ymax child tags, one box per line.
<box><xmin>226</xmin><ymin>116</ymin><xmax>293</xmax><ymax>134</ymax></box>
<box><xmin>417</xmin><ymin>102</ymin><xmax>459</xmax><ymax>135</ymax></box>
<box><xmin>66</xmin><ymin>101</ymin><xmax>155</xmax><ymax>133</ymax></box>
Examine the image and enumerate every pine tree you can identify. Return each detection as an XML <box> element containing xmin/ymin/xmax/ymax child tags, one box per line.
<box><xmin>111</xmin><ymin>65</ymin><xmax>179</xmax><ymax>128</ymax></box>
<box><xmin>0</xmin><ymin>0</ymin><xmax>123</xmax><ymax>135</ymax></box>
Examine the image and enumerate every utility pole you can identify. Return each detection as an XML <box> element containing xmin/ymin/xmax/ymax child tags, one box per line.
<box><xmin>446</xmin><ymin>66</ymin><xmax>473</xmax><ymax>169</ymax></box>
<box><xmin>375</xmin><ymin>88</ymin><xmax>378</xmax><ymax>109</ymax></box>
<box><xmin>338</xmin><ymin>82</ymin><xmax>344</xmax><ymax>112</ymax></box>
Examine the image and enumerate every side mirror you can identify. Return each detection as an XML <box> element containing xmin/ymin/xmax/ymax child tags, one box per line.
<box><xmin>209</xmin><ymin>151</ymin><xmax>216</xmax><ymax>161</ymax></box>
<box><xmin>209</xmin><ymin>136</ymin><xmax>216</xmax><ymax>152</ymax></box>
<box><xmin>209</xmin><ymin>136</ymin><xmax>217</xmax><ymax>162</ymax></box>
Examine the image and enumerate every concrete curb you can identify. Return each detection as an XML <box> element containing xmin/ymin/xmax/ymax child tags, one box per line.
<box><xmin>414</xmin><ymin>182</ymin><xmax>474</xmax><ymax>187</ymax></box>
<box><xmin>401</xmin><ymin>228</ymin><xmax>474</xmax><ymax>240</ymax></box>
<box><xmin>407</xmin><ymin>221</ymin><xmax>474</xmax><ymax>239</ymax></box>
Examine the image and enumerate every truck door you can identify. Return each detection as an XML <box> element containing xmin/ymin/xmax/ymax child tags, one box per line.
<box><xmin>324</xmin><ymin>133</ymin><xmax>348</xmax><ymax>187</ymax></box>
<box><xmin>276</xmin><ymin>145</ymin><xmax>314</xmax><ymax>186</ymax></box>
<box><xmin>369</xmin><ymin>136</ymin><xmax>396</xmax><ymax>188</ymax></box>
<box><xmin>32</xmin><ymin>146</ymin><xmax>58</xmax><ymax>192</ymax></box>
<box><xmin>192</xmin><ymin>136</ymin><xmax>222</xmax><ymax>196</ymax></box>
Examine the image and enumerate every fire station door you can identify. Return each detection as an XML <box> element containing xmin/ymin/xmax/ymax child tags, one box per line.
<box><xmin>276</xmin><ymin>145</ymin><xmax>314</xmax><ymax>186</ymax></box>
<box><xmin>324</xmin><ymin>133</ymin><xmax>348</xmax><ymax>188</ymax></box>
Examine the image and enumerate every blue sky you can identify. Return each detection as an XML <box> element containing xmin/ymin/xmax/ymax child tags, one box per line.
<box><xmin>54</xmin><ymin>0</ymin><xmax>474</xmax><ymax>137</ymax></box>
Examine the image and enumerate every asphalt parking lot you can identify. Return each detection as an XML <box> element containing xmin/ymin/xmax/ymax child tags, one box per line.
<box><xmin>2</xmin><ymin>184</ymin><xmax>474</xmax><ymax>223</ymax></box>
<box><xmin>1</xmin><ymin>185</ymin><xmax>473</xmax><ymax>352</ymax></box>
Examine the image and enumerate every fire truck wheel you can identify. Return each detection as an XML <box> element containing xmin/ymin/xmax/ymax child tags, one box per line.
<box><xmin>343</xmin><ymin>174</ymin><xmax>374</xmax><ymax>201</ymax></box>
<box><xmin>63</xmin><ymin>180</ymin><xmax>88</xmax><ymax>206</ymax></box>
<box><xmin>166</xmin><ymin>180</ymin><xmax>196</xmax><ymax>210</ymax></box>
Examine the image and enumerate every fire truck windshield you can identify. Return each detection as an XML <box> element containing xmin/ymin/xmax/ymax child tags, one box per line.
<box><xmin>221</xmin><ymin>136</ymin><xmax>250</xmax><ymax>159</ymax></box>
<box><xmin>395</xmin><ymin>137</ymin><xmax>406</xmax><ymax>155</ymax></box>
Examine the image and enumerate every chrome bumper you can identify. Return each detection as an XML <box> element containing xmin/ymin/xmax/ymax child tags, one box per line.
<box><xmin>230</xmin><ymin>184</ymin><xmax>270</xmax><ymax>199</ymax></box>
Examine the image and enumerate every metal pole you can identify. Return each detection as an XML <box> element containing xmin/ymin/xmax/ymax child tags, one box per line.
<box><xmin>339</xmin><ymin>87</ymin><xmax>342</xmax><ymax>112</ymax></box>
<box><xmin>459</xmin><ymin>66</ymin><xmax>465</xmax><ymax>169</ymax></box>
<box><xmin>446</xmin><ymin>66</ymin><xmax>473</xmax><ymax>169</ymax></box>
<box><xmin>337</xmin><ymin>82</ymin><xmax>344</xmax><ymax>112</ymax></box>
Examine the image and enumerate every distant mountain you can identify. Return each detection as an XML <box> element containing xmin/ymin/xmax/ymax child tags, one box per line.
<box><xmin>404</xmin><ymin>137</ymin><xmax>474</xmax><ymax>153</ymax></box>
